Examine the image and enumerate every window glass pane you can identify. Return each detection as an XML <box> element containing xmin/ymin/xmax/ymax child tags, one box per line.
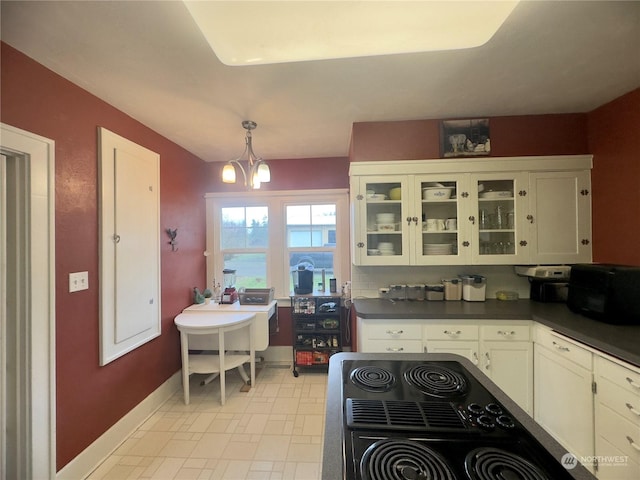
<box><xmin>223</xmin><ymin>253</ymin><xmax>267</xmax><ymax>288</ymax></box>
<box><xmin>221</xmin><ymin>206</ymin><xmax>268</xmax><ymax>249</ymax></box>
<box><xmin>286</xmin><ymin>204</ymin><xmax>336</xmax><ymax>247</ymax></box>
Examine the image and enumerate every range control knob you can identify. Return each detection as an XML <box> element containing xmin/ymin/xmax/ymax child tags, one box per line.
<box><xmin>467</xmin><ymin>403</ymin><xmax>485</xmax><ymax>416</ymax></box>
<box><xmin>485</xmin><ymin>403</ymin><xmax>503</xmax><ymax>416</ymax></box>
<box><xmin>477</xmin><ymin>415</ymin><xmax>496</xmax><ymax>430</ymax></box>
<box><xmin>497</xmin><ymin>415</ymin><xmax>515</xmax><ymax>429</ymax></box>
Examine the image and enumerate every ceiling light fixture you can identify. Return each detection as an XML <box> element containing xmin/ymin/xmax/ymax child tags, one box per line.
<box><xmin>222</xmin><ymin>120</ymin><xmax>271</xmax><ymax>189</ymax></box>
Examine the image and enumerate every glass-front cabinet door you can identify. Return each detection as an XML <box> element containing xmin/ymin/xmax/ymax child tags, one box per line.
<box><xmin>352</xmin><ymin>176</ymin><xmax>411</xmax><ymax>265</ymax></box>
<box><xmin>414</xmin><ymin>174</ymin><xmax>470</xmax><ymax>265</ymax></box>
<box><xmin>470</xmin><ymin>173</ymin><xmax>529</xmax><ymax>264</ymax></box>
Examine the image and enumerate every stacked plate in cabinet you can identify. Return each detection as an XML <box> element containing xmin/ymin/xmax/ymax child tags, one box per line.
<box><xmin>423</xmin><ymin>243</ymin><xmax>453</xmax><ymax>255</ymax></box>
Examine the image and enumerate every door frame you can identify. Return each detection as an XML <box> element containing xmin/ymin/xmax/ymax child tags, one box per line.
<box><xmin>0</xmin><ymin>123</ymin><xmax>56</xmax><ymax>478</ymax></box>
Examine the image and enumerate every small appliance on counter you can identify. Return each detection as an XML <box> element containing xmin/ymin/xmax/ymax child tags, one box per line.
<box><xmin>220</xmin><ymin>268</ymin><xmax>239</xmax><ymax>304</ymax></box>
<box><xmin>292</xmin><ymin>258</ymin><xmax>314</xmax><ymax>294</ymax></box>
<box><xmin>515</xmin><ymin>265</ymin><xmax>571</xmax><ymax>303</ymax></box>
<box><xmin>567</xmin><ymin>263</ymin><xmax>640</xmax><ymax>324</ymax></box>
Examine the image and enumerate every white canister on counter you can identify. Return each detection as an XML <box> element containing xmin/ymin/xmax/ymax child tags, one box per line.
<box><xmin>461</xmin><ymin>275</ymin><xmax>486</xmax><ymax>301</ymax></box>
<box><xmin>442</xmin><ymin>278</ymin><xmax>462</xmax><ymax>301</ymax></box>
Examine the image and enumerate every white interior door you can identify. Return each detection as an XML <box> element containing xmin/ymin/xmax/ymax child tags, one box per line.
<box><xmin>0</xmin><ymin>123</ymin><xmax>56</xmax><ymax>480</ymax></box>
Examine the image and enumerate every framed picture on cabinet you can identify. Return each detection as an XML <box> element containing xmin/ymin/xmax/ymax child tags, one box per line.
<box><xmin>441</xmin><ymin>118</ymin><xmax>491</xmax><ymax>157</ymax></box>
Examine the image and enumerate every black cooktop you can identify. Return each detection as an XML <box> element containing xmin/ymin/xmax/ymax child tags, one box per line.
<box><xmin>341</xmin><ymin>359</ymin><xmax>576</xmax><ymax>480</ymax></box>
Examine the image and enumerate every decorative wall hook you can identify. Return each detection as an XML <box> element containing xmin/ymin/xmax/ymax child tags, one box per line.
<box><xmin>166</xmin><ymin>228</ymin><xmax>178</xmax><ymax>252</ymax></box>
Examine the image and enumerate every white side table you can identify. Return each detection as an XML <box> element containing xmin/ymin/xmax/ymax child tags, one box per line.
<box><xmin>174</xmin><ymin>312</ymin><xmax>256</xmax><ymax>405</ymax></box>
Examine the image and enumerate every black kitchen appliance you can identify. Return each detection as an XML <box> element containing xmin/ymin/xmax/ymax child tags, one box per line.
<box><xmin>530</xmin><ymin>279</ymin><xmax>568</xmax><ymax>303</ymax></box>
<box><xmin>292</xmin><ymin>258</ymin><xmax>314</xmax><ymax>294</ymax></box>
<box><xmin>515</xmin><ymin>265</ymin><xmax>571</xmax><ymax>303</ymax></box>
<box><xmin>568</xmin><ymin>263</ymin><xmax>640</xmax><ymax>324</ymax></box>
<box><xmin>339</xmin><ymin>359</ymin><xmax>581</xmax><ymax>480</ymax></box>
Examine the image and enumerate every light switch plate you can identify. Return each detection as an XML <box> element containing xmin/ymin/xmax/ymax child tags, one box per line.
<box><xmin>69</xmin><ymin>271</ymin><xmax>89</xmax><ymax>292</ymax></box>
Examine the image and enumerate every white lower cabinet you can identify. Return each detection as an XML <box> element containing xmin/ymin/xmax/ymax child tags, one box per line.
<box><xmin>424</xmin><ymin>321</ymin><xmax>533</xmax><ymax>415</ymax></box>
<box><xmin>534</xmin><ymin>326</ymin><xmax>595</xmax><ymax>474</ymax></box>
<box><xmin>357</xmin><ymin>318</ymin><xmax>423</xmax><ymax>353</ymax></box>
<box><xmin>424</xmin><ymin>323</ymin><xmax>480</xmax><ymax>365</ymax></box>
<box><xmin>594</xmin><ymin>355</ymin><xmax>640</xmax><ymax>479</ymax></box>
<box><xmin>480</xmin><ymin>324</ymin><xmax>533</xmax><ymax>415</ymax></box>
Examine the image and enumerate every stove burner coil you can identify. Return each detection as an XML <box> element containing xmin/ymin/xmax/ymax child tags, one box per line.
<box><xmin>361</xmin><ymin>439</ymin><xmax>455</xmax><ymax>480</ymax></box>
<box><xmin>404</xmin><ymin>365</ymin><xmax>467</xmax><ymax>398</ymax></box>
<box><xmin>350</xmin><ymin>366</ymin><xmax>396</xmax><ymax>392</ymax></box>
<box><xmin>465</xmin><ymin>447</ymin><xmax>550</xmax><ymax>480</ymax></box>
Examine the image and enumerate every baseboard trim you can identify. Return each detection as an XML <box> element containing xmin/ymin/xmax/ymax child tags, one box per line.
<box><xmin>261</xmin><ymin>345</ymin><xmax>293</xmax><ymax>363</ymax></box>
<box><xmin>56</xmin><ymin>372</ymin><xmax>181</xmax><ymax>480</ymax></box>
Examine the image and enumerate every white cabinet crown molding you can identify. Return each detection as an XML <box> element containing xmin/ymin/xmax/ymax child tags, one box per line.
<box><xmin>349</xmin><ymin>154</ymin><xmax>593</xmax><ymax>176</ymax></box>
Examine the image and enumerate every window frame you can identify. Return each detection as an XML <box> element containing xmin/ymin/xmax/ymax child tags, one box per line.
<box><xmin>205</xmin><ymin>189</ymin><xmax>349</xmax><ymax>301</ymax></box>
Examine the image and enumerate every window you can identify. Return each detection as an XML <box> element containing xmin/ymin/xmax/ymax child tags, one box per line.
<box><xmin>220</xmin><ymin>206</ymin><xmax>268</xmax><ymax>288</ymax></box>
<box><xmin>206</xmin><ymin>189</ymin><xmax>349</xmax><ymax>299</ymax></box>
<box><xmin>286</xmin><ymin>204</ymin><xmax>336</xmax><ymax>291</ymax></box>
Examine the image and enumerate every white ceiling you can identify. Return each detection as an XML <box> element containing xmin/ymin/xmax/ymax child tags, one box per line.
<box><xmin>2</xmin><ymin>1</ymin><xmax>639</xmax><ymax>163</ymax></box>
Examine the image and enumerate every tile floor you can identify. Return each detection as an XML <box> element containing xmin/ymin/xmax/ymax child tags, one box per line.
<box><xmin>88</xmin><ymin>363</ymin><xmax>328</xmax><ymax>480</ymax></box>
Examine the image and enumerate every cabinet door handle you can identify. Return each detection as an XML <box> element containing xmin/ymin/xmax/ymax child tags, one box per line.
<box><xmin>472</xmin><ymin>352</ymin><xmax>478</xmax><ymax>365</ymax></box>
<box><xmin>627</xmin><ymin>436</ymin><xmax>640</xmax><ymax>452</ymax></box>
<box><xmin>497</xmin><ymin>330</ymin><xmax>516</xmax><ymax>336</ymax></box>
<box><xmin>468</xmin><ymin>215</ymin><xmax>475</xmax><ymax>225</ymax></box>
<box><xmin>406</xmin><ymin>216</ymin><xmax>413</xmax><ymax>225</ymax></box>
<box><xmin>627</xmin><ymin>377</ymin><xmax>640</xmax><ymax>389</ymax></box>
<box><xmin>552</xmin><ymin>341</ymin><xmax>570</xmax><ymax>352</ymax></box>
<box><xmin>626</xmin><ymin>403</ymin><xmax>640</xmax><ymax>417</ymax></box>
<box><xmin>386</xmin><ymin>330</ymin><xmax>404</xmax><ymax>335</ymax></box>
<box><xmin>386</xmin><ymin>347</ymin><xmax>404</xmax><ymax>352</ymax></box>
<box><xmin>443</xmin><ymin>330</ymin><xmax>461</xmax><ymax>335</ymax></box>
<box><xmin>526</xmin><ymin>214</ymin><xmax>534</xmax><ymax>224</ymax></box>
<box><xmin>412</xmin><ymin>216</ymin><xmax>419</xmax><ymax>225</ymax></box>
<box><xmin>485</xmin><ymin>352</ymin><xmax>490</xmax><ymax>370</ymax></box>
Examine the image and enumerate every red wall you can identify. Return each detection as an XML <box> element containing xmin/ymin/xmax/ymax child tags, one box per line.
<box><xmin>1</xmin><ymin>42</ymin><xmax>209</xmax><ymax>470</ymax></box>
<box><xmin>205</xmin><ymin>156</ymin><xmax>350</xmax><ymax>191</ymax></box>
<box><xmin>350</xmin><ymin>114</ymin><xmax>589</xmax><ymax>161</ymax></box>
<box><xmin>588</xmin><ymin>88</ymin><xmax>640</xmax><ymax>266</ymax></box>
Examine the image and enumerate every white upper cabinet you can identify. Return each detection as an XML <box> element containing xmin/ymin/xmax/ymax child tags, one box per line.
<box><xmin>350</xmin><ymin>155</ymin><xmax>592</xmax><ymax>266</ymax></box>
<box><xmin>528</xmin><ymin>170</ymin><xmax>592</xmax><ymax>264</ymax></box>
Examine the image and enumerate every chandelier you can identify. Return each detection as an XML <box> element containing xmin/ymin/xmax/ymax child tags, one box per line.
<box><xmin>222</xmin><ymin>120</ymin><xmax>271</xmax><ymax>189</ymax></box>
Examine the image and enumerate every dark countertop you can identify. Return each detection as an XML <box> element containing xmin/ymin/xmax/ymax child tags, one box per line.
<box><xmin>322</xmin><ymin>352</ymin><xmax>595</xmax><ymax>480</ymax></box>
<box><xmin>353</xmin><ymin>298</ymin><xmax>640</xmax><ymax>367</ymax></box>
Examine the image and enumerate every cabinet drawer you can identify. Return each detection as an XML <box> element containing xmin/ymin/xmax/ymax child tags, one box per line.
<box><xmin>363</xmin><ymin>320</ymin><xmax>422</xmax><ymax>340</ymax></box>
<box><xmin>596</xmin><ymin>355</ymin><xmax>640</xmax><ymax>397</ymax></box>
<box><xmin>361</xmin><ymin>339</ymin><xmax>423</xmax><ymax>354</ymax></box>
<box><xmin>596</xmin><ymin>401</ymin><xmax>640</xmax><ymax>463</ymax></box>
<box><xmin>481</xmin><ymin>324</ymin><xmax>530</xmax><ymax>341</ymax></box>
<box><xmin>535</xmin><ymin>327</ymin><xmax>592</xmax><ymax>370</ymax></box>
<box><xmin>597</xmin><ymin>376</ymin><xmax>640</xmax><ymax>427</ymax></box>
<box><xmin>425</xmin><ymin>324</ymin><xmax>479</xmax><ymax>341</ymax></box>
<box><xmin>594</xmin><ymin>435</ymin><xmax>640</xmax><ymax>480</ymax></box>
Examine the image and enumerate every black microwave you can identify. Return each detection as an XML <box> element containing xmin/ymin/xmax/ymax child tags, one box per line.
<box><xmin>567</xmin><ymin>264</ymin><xmax>640</xmax><ymax>324</ymax></box>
